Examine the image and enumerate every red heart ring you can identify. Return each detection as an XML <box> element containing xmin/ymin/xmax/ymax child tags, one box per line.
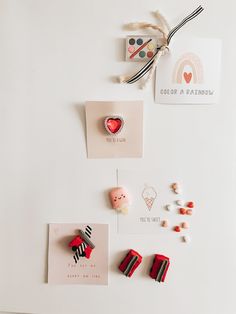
<box><xmin>104</xmin><ymin>116</ymin><xmax>124</xmax><ymax>135</ymax></box>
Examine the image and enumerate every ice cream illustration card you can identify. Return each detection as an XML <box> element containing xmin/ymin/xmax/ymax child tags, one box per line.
<box><xmin>116</xmin><ymin>169</ymin><xmax>187</xmax><ymax>234</ymax></box>
<box><xmin>117</xmin><ymin>170</ymin><xmax>163</xmax><ymax>234</ymax></box>
<box><xmin>48</xmin><ymin>223</ymin><xmax>108</xmax><ymax>285</ymax></box>
<box><xmin>85</xmin><ymin>101</ymin><xmax>143</xmax><ymax>158</ymax></box>
<box><xmin>155</xmin><ymin>38</ymin><xmax>222</xmax><ymax>104</ymax></box>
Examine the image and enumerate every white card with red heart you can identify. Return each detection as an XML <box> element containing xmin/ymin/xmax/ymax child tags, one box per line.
<box><xmin>155</xmin><ymin>38</ymin><xmax>222</xmax><ymax>104</ymax></box>
<box><xmin>85</xmin><ymin>101</ymin><xmax>143</xmax><ymax>158</ymax></box>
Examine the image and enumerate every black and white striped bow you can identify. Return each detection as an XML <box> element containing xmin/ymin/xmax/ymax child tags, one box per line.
<box><xmin>73</xmin><ymin>225</ymin><xmax>93</xmax><ymax>263</ymax></box>
<box><xmin>123</xmin><ymin>6</ymin><xmax>204</xmax><ymax>87</ymax></box>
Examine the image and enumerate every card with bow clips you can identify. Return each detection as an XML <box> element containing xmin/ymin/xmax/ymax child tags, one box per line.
<box><xmin>48</xmin><ymin>223</ymin><xmax>108</xmax><ymax>285</ymax></box>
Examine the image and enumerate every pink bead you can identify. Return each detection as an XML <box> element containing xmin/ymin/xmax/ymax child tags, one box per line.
<box><xmin>181</xmin><ymin>222</ymin><xmax>189</xmax><ymax>229</ymax></box>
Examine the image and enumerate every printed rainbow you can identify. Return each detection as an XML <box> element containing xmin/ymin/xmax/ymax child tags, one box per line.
<box><xmin>172</xmin><ymin>52</ymin><xmax>204</xmax><ymax>84</ymax></box>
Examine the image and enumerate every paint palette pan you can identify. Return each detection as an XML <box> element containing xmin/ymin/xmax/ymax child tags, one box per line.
<box><xmin>126</xmin><ymin>35</ymin><xmax>159</xmax><ymax>62</ymax></box>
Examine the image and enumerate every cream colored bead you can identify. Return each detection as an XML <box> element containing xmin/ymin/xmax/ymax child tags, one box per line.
<box><xmin>174</xmin><ymin>188</ymin><xmax>182</xmax><ymax>194</ymax></box>
<box><xmin>171</xmin><ymin>182</ymin><xmax>182</xmax><ymax>194</ymax></box>
<box><xmin>176</xmin><ymin>200</ymin><xmax>184</xmax><ymax>206</ymax></box>
<box><xmin>166</xmin><ymin>204</ymin><xmax>174</xmax><ymax>211</ymax></box>
<box><xmin>183</xmin><ymin>235</ymin><xmax>191</xmax><ymax>243</ymax></box>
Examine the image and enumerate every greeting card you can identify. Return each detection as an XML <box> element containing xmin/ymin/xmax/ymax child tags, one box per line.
<box><xmin>155</xmin><ymin>38</ymin><xmax>222</xmax><ymax>104</ymax></box>
<box><xmin>85</xmin><ymin>101</ymin><xmax>143</xmax><ymax>158</ymax></box>
<box><xmin>116</xmin><ymin>169</ymin><xmax>191</xmax><ymax>234</ymax></box>
<box><xmin>48</xmin><ymin>223</ymin><xmax>108</xmax><ymax>285</ymax></box>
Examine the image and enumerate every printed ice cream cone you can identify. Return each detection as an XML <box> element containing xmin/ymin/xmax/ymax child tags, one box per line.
<box><xmin>144</xmin><ymin>197</ymin><xmax>154</xmax><ymax>210</ymax></box>
<box><xmin>142</xmin><ymin>186</ymin><xmax>157</xmax><ymax>210</ymax></box>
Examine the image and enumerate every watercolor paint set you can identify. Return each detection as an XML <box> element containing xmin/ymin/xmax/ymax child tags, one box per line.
<box><xmin>125</xmin><ymin>35</ymin><xmax>159</xmax><ymax>62</ymax></box>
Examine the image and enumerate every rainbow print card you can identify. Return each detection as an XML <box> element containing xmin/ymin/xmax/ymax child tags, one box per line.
<box><xmin>155</xmin><ymin>38</ymin><xmax>222</xmax><ymax>104</ymax></box>
<box><xmin>48</xmin><ymin>223</ymin><xmax>109</xmax><ymax>285</ymax></box>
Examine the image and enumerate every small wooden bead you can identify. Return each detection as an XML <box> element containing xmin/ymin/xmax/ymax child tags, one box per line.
<box><xmin>162</xmin><ymin>220</ymin><xmax>169</xmax><ymax>228</ymax></box>
<box><xmin>181</xmin><ymin>222</ymin><xmax>189</xmax><ymax>229</ymax></box>
<box><xmin>171</xmin><ymin>183</ymin><xmax>178</xmax><ymax>190</ymax></box>
<box><xmin>171</xmin><ymin>183</ymin><xmax>182</xmax><ymax>194</ymax></box>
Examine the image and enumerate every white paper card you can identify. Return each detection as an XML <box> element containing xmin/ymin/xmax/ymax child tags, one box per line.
<box><xmin>117</xmin><ymin>169</ymin><xmax>189</xmax><ymax>234</ymax></box>
<box><xmin>155</xmin><ymin>38</ymin><xmax>222</xmax><ymax>104</ymax></box>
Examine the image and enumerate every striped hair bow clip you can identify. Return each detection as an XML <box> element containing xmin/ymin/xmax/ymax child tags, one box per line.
<box><xmin>118</xmin><ymin>5</ymin><xmax>204</xmax><ymax>89</ymax></box>
<box><xmin>68</xmin><ymin>225</ymin><xmax>95</xmax><ymax>263</ymax></box>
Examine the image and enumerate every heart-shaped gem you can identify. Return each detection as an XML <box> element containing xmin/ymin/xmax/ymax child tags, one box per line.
<box><xmin>104</xmin><ymin>116</ymin><xmax>124</xmax><ymax>135</ymax></box>
<box><xmin>183</xmin><ymin>72</ymin><xmax>192</xmax><ymax>84</ymax></box>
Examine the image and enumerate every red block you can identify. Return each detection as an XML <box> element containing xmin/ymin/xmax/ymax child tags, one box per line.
<box><xmin>69</xmin><ymin>236</ymin><xmax>94</xmax><ymax>259</ymax></box>
<box><xmin>68</xmin><ymin>236</ymin><xmax>83</xmax><ymax>248</ymax></box>
<box><xmin>84</xmin><ymin>246</ymin><xmax>92</xmax><ymax>259</ymax></box>
<box><xmin>119</xmin><ymin>249</ymin><xmax>142</xmax><ymax>277</ymax></box>
<box><xmin>150</xmin><ymin>254</ymin><xmax>170</xmax><ymax>282</ymax></box>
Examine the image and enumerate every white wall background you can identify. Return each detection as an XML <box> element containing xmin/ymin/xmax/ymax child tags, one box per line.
<box><xmin>0</xmin><ymin>0</ymin><xmax>235</xmax><ymax>313</ymax></box>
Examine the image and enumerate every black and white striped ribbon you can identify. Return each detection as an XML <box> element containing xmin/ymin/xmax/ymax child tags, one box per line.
<box><xmin>73</xmin><ymin>242</ymin><xmax>87</xmax><ymax>263</ymax></box>
<box><xmin>85</xmin><ymin>225</ymin><xmax>92</xmax><ymax>238</ymax></box>
<box><xmin>73</xmin><ymin>225</ymin><xmax>93</xmax><ymax>263</ymax></box>
<box><xmin>125</xmin><ymin>5</ymin><xmax>204</xmax><ymax>84</ymax></box>
<box><xmin>78</xmin><ymin>229</ymin><xmax>95</xmax><ymax>249</ymax></box>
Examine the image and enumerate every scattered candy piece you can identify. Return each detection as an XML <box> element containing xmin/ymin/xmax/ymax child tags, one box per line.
<box><xmin>119</xmin><ymin>249</ymin><xmax>142</xmax><ymax>277</ymax></box>
<box><xmin>109</xmin><ymin>187</ymin><xmax>130</xmax><ymax>214</ymax></box>
<box><xmin>179</xmin><ymin>207</ymin><xmax>186</xmax><ymax>215</ymax></box>
<box><xmin>176</xmin><ymin>200</ymin><xmax>184</xmax><ymax>206</ymax></box>
<box><xmin>174</xmin><ymin>226</ymin><xmax>181</xmax><ymax>232</ymax></box>
<box><xmin>166</xmin><ymin>204</ymin><xmax>174</xmax><ymax>211</ymax></box>
<box><xmin>171</xmin><ymin>182</ymin><xmax>182</xmax><ymax>194</ymax></box>
<box><xmin>171</xmin><ymin>183</ymin><xmax>178</xmax><ymax>190</ymax></box>
<box><xmin>174</xmin><ymin>188</ymin><xmax>182</xmax><ymax>194</ymax></box>
<box><xmin>186</xmin><ymin>201</ymin><xmax>194</xmax><ymax>208</ymax></box>
<box><xmin>181</xmin><ymin>222</ymin><xmax>189</xmax><ymax>229</ymax></box>
<box><xmin>186</xmin><ymin>209</ymin><xmax>193</xmax><ymax>215</ymax></box>
<box><xmin>150</xmin><ymin>254</ymin><xmax>170</xmax><ymax>283</ymax></box>
<box><xmin>182</xmin><ymin>235</ymin><xmax>191</xmax><ymax>243</ymax></box>
<box><xmin>161</xmin><ymin>220</ymin><xmax>169</xmax><ymax>228</ymax></box>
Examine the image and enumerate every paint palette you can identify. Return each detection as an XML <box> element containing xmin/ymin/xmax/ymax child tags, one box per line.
<box><xmin>126</xmin><ymin>35</ymin><xmax>159</xmax><ymax>62</ymax></box>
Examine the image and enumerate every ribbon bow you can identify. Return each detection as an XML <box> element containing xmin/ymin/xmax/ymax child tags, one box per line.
<box><xmin>119</xmin><ymin>5</ymin><xmax>204</xmax><ymax>89</ymax></box>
